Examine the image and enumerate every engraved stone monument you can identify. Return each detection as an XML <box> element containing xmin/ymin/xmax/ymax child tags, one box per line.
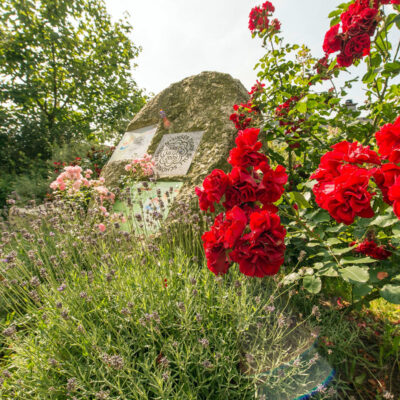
<box><xmin>102</xmin><ymin>71</ymin><xmax>250</xmax><ymax>207</ymax></box>
<box><xmin>153</xmin><ymin>131</ymin><xmax>204</xmax><ymax>178</ymax></box>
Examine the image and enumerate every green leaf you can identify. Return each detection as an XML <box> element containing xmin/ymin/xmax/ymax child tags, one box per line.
<box><xmin>384</xmin><ymin>62</ymin><xmax>400</xmax><ymax>75</ymax></box>
<box><xmin>326</xmin><ymin>238</ymin><xmax>342</xmax><ymax>246</ymax></box>
<box><xmin>331</xmin><ymin>246</ymin><xmax>355</xmax><ymax>255</ymax></box>
<box><xmin>328</xmin><ymin>9</ymin><xmax>342</xmax><ymax>18</ymax></box>
<box><xmin>328</xmin><ymin>58</ymin><xmax>338</xmax><ymax>71</ymax></box>
<box><xmin>392</xmin><ymin>227</ymin><xmax>400</xmax><ymax>236</ymax></box>
<box><xmin>380</xmin><ymin>284</ymin><xmax>400</xmax><ymax>304</ymax></box>
<box><xmin>354</xmin><ymin>373</ymin><xmax>366</xmax><ymax>385</ymax></box>
<box><xmin>339</xmin><ymin>266</ymin><xmax>370</xmax><ymax>283</ymax></box>
<box><xmin>330</xmin><ymin>16</ymin><xmax>341</xmax><ymax>27</ymax></box>
<box><xmin>395</xmin><ymin>13</ymin><xmax>400</xmax><ymax>29</ymax></box>
<box><xmin>296</xmin><ymin>101</ymin><xmax>307</xmax><ymax>114</ymax></box>
<box><xmin>326</xmin><ymin>224</ymin><xmax>347</xmax><ymax>233</ymax></box>
<box><xmin>283</xmin><ymin>272</ymin><xmax>301</xmax><ymax>285</ymax></box>
<box><xmin>305</xmin><ymin>209</ymin><xmax>331</xmax><ymax>223</ymax></box>
<box><xmin>370</xmin><ymin>53</ymin><xmax>382</xmax><ymax>68</ymax></box>
<box><xmin>371</xmin><ymin>214</ymin><xmax>399</xmax><ymax>228</ymax></box>
<box><xmin>362</xmin><ymin>69</ymin><xmax>377</xmax><ymax>84</ymax></box>
<box><xmin>353</xmin><ymin>284</ymin><xmax>373</xmax><ymax>299</ymax></box>
<box><xmin>340</xmin><ymin>257</ymin><xmax>377</xmax><ymax>265</ymax></box>
<box><xmin>290</xmin><ymin>191</ymin><xmax>311</xmax><ymax>209</ymax></box>
<box><xmin>385</xmin><ymin>13</ymin><xmax>400</xmax><ymax>29</ymax></box>
<box><xmin>316</xmin><ymin>265</ymin><xmax>338</xmax><ymax>277</ymax></box>
<box><xmin>303</xmin><ymin>275</ymin><xmax>322</xmax><ymax>294</ymax></box>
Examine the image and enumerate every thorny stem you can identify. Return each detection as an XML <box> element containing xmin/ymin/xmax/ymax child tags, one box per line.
<box><xmin>329</xmin><ymin>78</ymin><xmax>338</xmax><ymax>97</ymax></box>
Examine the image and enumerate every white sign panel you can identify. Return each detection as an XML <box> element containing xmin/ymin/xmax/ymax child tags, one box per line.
<box><xmin>153</xmin><ymin>131</ymin><xmax>204</xmax><ymax>177</ymax></box>
<box><xmin>108</xmin><ymin>125</ymin><xmax>157</xmax><ymax>163</ymax></box>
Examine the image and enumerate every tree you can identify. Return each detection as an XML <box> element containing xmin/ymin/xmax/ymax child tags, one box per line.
<box><xmin>0</xmin><ymin>0</ymin><xmax>145</xmax><ymax>173</ymax></box>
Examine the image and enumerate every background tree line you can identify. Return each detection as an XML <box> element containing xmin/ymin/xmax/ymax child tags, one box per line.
<box><xmin>0</xmin><ymin>0</ymin><xmax>145</xmax><ymax>206</ymax></box>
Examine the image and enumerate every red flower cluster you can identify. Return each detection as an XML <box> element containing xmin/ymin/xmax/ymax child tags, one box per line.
<box><xmin>373</xmin><ymin>163</ymin><xmax>400</xmax><ymax>204</ymax></box>
<box><xmin>352</xmin><ymin>239</ymin><xmax>392</xmax><ymax>260</ymax></box>
<box><xmin>248</xmin><ymin>80</ymin><xmax>266</xmax><ymax>102</ymax></box>
<box><xmin>322</xmin><ymin>0</ymin><xmax>385</xmax><ymax>67</ymax></box>
<box><xmin>229</xmin><ymin>101</ymin><xmax>258</xmax><ymax>130</ymax></box>
<box><xmin>230</xmin><ymin>210</ymin><xmax>286</xmax><ymax>277</ymax></box>
<box><xmin>375</xmin><ymin>116</ymin><xmax>400</xmax><ymax>163</ymax></box>
<box><xmin>373</xmin><ymin>117</ymin><xmax>400</xmax><ymax>215</ymax></box>
<box><xmin>311</xmin><ymin>141</ymin><xmax>380</xmax><ymax>225</ymax></box>
<box><xmin>313</xmin><ymin>55</ymin><xmax>339</xmax><ymax>80</ymax></box>
<box><xmin>313</xmin><ymin>116</ymin><xmax>400</xmax><ymax>228</ymax></box>
<box><xmin>86</xmin><ymin>146</ymin><xmax>115</xmax><ymax>177</ymax></box>
<box><xmin>196</xmin><ymin>128</ymin><xmax>287</xmax><ymax>277</ymax></box>
<box><xmin>53</xmin><ymin>161</ymin><xmax>67</xmax><ymax>174</ymax></box>
<box><xmin>249</xmin><ymin>1</ymin><xmax>281</xmax><ymax>35</ymax></box>
<box><xmin>276</xmin><ymin>96</ymin><xmax>301</xmax><ymax>122</ymax></box>
<box><xmin>388</xmin><ymin>177</ymin><xmax>400</xmax><ymax>218</ymax></box>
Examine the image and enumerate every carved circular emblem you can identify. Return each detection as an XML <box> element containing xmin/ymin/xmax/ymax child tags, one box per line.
<box><xmin>155</xmin><ymin>135</ymin><xmax>195</xmax><ymax>172</ymax></box>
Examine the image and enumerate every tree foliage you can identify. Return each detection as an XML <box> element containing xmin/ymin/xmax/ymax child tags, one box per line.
<box><xmin>0</xmin><ymin>0</ymin><xmax>145</xmax><ymax>173</ymax></box>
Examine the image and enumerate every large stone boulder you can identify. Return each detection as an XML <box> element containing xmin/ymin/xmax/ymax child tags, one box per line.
<box><xmin>102</xmin><ymin>71</ymin><xmax>249</xmax><ymax>204</ymax></box>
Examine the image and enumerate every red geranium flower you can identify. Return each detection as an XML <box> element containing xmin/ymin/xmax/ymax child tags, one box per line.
<box><xmin>195</xmin><ymin>169</ymin><xmax>230</xmax><ymax>212</ymax></box>
<box><xmin>337</xmin><ymin>52</ymin><xmax>354</xmax><ymax>68</ymax></box>
<box><xmin>223</xmin><ymin>206</ymin><xmax>248</xmax><ymax>249</ymax></box>
<box><xmin>228</xmin><ymin>128</ymin><xmax>268</xmax><ymax>168</ymax></box>
<box><xmin>195</xmin><ymin>187</ymin><xmax>215</xmax><ymax>212</ymax></box>
<box><xmin>248</xmin><ymin>1</ymin><xmax>276</xmax><ymax>34</ymax></box>
<box><xmin>230</xmin><ymin>101</ymin><xmax>257</xmax><ymax>130</ymax></box>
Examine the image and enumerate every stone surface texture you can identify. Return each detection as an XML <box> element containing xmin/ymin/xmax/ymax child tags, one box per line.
<box><xmin>102</xmin><ymin>71</ymin><xmax>249</xmax><ymax>204</ymax></box>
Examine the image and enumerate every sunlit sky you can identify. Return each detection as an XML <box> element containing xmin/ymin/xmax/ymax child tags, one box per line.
<box><xmin>104</xmin><ymin>0</ymin><xmax>373</xmax><ymax>104</ymax></box>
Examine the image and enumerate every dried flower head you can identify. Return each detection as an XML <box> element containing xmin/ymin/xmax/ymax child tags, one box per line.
<box><xmin>2</xmin><ymin>326</ymin><xmax>16</xmax><ymax>337</ymax></box>
<box><xmin>102</xmin><ymin>354</ymin><xmax>124</xmax><ymax>370</ymax></box>
<box><xmin>66</xmin><ymin>377</ymin><xmax>77</xmax><ymax>392</ymax></box>
<box><xmin>198</xmin><ymin>338</ymin><xmax>209</xmax><ymax>347</ymax></box>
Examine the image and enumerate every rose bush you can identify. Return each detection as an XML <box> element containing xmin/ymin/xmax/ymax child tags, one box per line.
<box><xmin>50</xmin><ymin>165</ymin><xmax>124</xmax><ymax>231</ymax></box>
<box><xmin>196</xmin><ymin>0</ymin><xmax>400</xmax><ymax>306</ymax></box>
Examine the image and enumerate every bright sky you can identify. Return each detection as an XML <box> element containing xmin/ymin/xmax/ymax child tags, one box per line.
<box><xmin>104</xmin><ymin>0</ymin><xmax>367</xmax><ymax>103</ymax></box>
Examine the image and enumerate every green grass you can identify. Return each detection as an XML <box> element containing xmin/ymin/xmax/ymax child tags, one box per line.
<box><xmin>0</xmin><ymin>201</ymin><xmax>338</xmax><ymax>400</ymax></box>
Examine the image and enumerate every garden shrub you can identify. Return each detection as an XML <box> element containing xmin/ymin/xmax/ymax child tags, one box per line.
<box><xmin>196</xmin><ymin>0</ymin><xmax>400</xmax><ymax>311</ymax></box>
